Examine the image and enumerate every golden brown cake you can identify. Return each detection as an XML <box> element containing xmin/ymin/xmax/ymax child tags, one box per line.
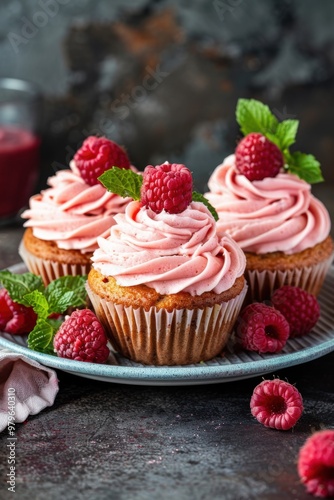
<box><xmin>88</xmin><ymin>268</ymin><xmax>245</xmax><ymax>310</ymax></box>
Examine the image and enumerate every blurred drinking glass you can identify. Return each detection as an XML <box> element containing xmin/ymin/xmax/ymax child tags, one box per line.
<box><xmin>0</xmin><ymin>78</ymin><xmax>42</xmax><ymax>226</ymax></box>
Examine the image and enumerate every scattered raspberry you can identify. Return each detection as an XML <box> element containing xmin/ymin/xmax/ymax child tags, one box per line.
<box><xmin>271</xmin><ymin>286</ymin><xmax>320</xmax><ymax>337</ymax></box>
<box><xmin>0</xmin><ymin>288</ymin><xmax>12</xmax><ymax>330</ymax></box>
<box><xmin>74</xmin><ymin>136</ymin><xmax>131</xmax><ymax>186</ymax></box>
<box><xmin>236</xmin><ymin>303</ymin><xmax>290</xmax><ymax>353</ymax></box>
<box><xmin>53</xmin><ymin>309</ymin><xmax>110</xmax><ymax>363</ymax></box>
<box><xmin>140</xmin><ymin>162</ymin><xmax>193</xmax><ymax>214</ymax></box>
<box><xmin>235</xmin><ymin>132</ymin><xmax>284</xmax><ymax>181</ymax></box>
<box><xmin>250</xmin><ymin>379</ymin><xmax>303</xmax><ymax>430</ymax></box>
<box><xmin>0</xmin><ymin>288</ymin><xmax>37</xmax><ymax>335</ymax></box>
<box><xmin>298</xmin><ymin>430</ymin><xmax>334</xmax><ymax>498</ymax></box>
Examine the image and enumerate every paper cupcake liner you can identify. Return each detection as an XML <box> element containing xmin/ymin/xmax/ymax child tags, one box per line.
<box><xmin>18</xmin><ymin>241</ymin><xmax>91</xmax><ymax>286</ymax></box>
<box><xmin>245</xmin><ymin>254</ymin><xmax>334</xmax><ymax>303</ymax></box>
<box><xmin>86</xmin><ymin>282</ymin><xmax>248</xmax><ymax>366</ymax></box>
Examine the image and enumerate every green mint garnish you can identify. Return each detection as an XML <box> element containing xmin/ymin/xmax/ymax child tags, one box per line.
<box><xmin>236</xmin><ymin>98</ymin><xmax>323</xmax><ymax>183</ymax></box>
<box><xmin>0</xmin><ymin>271</ymin><xmax>88</xmax><ymax>355</ymax></box>
<box><xmin>27</xmin><ymin>318</ymin><xmax>57</xmax><ymax>355</ymax></box>
<box><xmin>45</xmin><ymin>275</ymin><xmax>88</xmax><ymax>314</ymax></box>
<box><xmin>284</xmin><ymin>151</ymin><xmax>324</xmax><ymax>184</ymax></box>
<box><xmin>192</xmin><ymin>192</ymin><xmax>219</xmax><ymax>221</ymax></box>
<box><xmin>0</xmin><ymin>271</ymin><xmax>44</xmax><ymax>306</ymax></box>
<box><xmin>99</xmin><ymin>167</ymin><xmax>142</xmax><ymax>200</ymax></box>
<box><xmin>236</xmin><ymin>98</ymin><xmax>279</xmax><ymax>137</ymax></box>
<box><xmin>275</xmin><ymin>119</ymin><xmax>299</xmax><ymax>150</ymax></box>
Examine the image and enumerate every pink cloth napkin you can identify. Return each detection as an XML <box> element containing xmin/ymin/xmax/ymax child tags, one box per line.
<box><xmin>0</xmin><ymin>350</ymin><xmax>59</xmax><ymax>432</ymax></box>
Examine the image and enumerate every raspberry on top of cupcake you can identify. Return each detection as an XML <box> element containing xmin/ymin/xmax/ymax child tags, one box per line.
<box><xmin>205</xmin><ymin>99</ymin><xmax>333</xmax><ymax>300</ymax></box>
<box><xmin>20</xmin><ymin>136</ymin><xmax>135</xmax><ymax>285</ymax></box>
<box><xmin>87</xmin><ymin>163</ymin><xmax>247</xmax><ymax>365</ymax></box>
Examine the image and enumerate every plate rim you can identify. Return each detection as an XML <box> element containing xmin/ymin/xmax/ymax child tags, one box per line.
<box><xmin>1</xmin><ymin>262</ymin><xmax>334</xmax><ymax>385</ymax></box>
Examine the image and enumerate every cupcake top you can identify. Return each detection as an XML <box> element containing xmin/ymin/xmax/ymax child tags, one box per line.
<box><xmin>92</xmin><ymin>162</ymin><xmax>246</xmax><ymax>296</ymax></box>
<box><xmin>206</xmin><ymin>155</ymin><xmax>330</xmax><ymax>254</ymax></box>
<box><xmin>205</xmin><ymin>99</ymin><xmax>331</xmax><ymax>255</ymax></box>
<box><xmin>21</xmin><ymin>136</ymin><xmax>134</xmax><ymax>253</ymax></box>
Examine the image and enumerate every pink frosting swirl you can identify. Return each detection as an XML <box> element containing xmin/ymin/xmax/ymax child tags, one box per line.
<box><xmin>21</xmin><ymin>161</ymin><xmax>132</xmax><ymax>253</ymax></box>
<box><xmin>92</xmin><ymin>200</ymin><xmax>246</xmax><ymax>296</ymax></box>
<box><xmin>205</xmin><ymin>154</ymin><xmax>331</xmax><ymax>254</ymax></box>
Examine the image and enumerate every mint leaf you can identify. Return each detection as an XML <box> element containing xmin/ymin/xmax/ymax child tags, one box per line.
<box><xmin>99</xmin><ymin>167</ymin><xmax>142</xmax><ymax>200</ymax></box>
<box><xmin>236</xmin><ymin>98</ymin><xmax>279</xmax><ymax>137</ymax></box>
<box><xmin>285</xmin><ymin>151</ymin><xmax>324</xmax><ymax>184</ymax></box>
<box><xmin>0</xmin><ymin>271</ymin><xmax>44</xmax><ymax>305</ymax></box>
<box><xmin>263</xmin><ymin>132</ymin><xmax>281</xmax><ymax>148</ymax></box>
<box><xmin>23</xmin><ymin>290</ymin><xmax>50</xmax><ymax>318</ymax></box>
<box><xmin>49</xmin><ymin>291</ymin><xmax>77</xmax><ymax>314</ymax></box>
<box><xmin>192</xmin><ymin>192</ymin><xmax>219</xmax><ymax>221</ymax></box>
<box><xmin>45</xmin><ymin>275</ymin><xmax>87</xmax><ymax>314</ymax></box>
<box><xmin>27</xmin><ymin>318</ymin><xmax>56</xmax><ymax>355</ymax></box>
<box><xmin>275</xmin><ymin>120</ymin><xmax>299</xmax><ymax>150</ymax></box>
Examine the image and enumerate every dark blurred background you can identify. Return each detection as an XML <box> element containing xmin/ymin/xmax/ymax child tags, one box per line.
<box><xmin>1</xmin><ymin>0</ymin><xmax>334</xmax><ymax>213</ymax></box>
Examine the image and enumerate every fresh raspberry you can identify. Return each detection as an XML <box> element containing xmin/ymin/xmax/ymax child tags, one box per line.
<box><xmin>235</xmin><ymin>132</ymin><xmax>284</xmax><ymax>181</ymax></box>
<box><xmin>0</xmin><ymin>288</ymin><xmax>37</xmax><ymax>335</ymax></box>
<box><xmin>0</xmin><ymin>288</ymin><xmax>12</xmax><ymax>330</ymax></box>
<box><xmin>250</xmin><ymin>379</ymin><xmax>303</xmax><ymax>430</ymax></box>
<box><xmin>271</xmin><ymin>286</ymin><xmax>320</xmax><ymax>337</ymax></box>
<box><xmin>140</xmin><ymin>162</ymin><xmax>193</xmax><ymax>214</ymax></box>
<box><xmin>236</xmin><ymin>303</ymin><xmax>290</xmax><ymax>353</ymax></box>
<box><xmin>53</xmin><ymin>309</ymin><xmax>110</xmax><ymax>363</ymax></box>
<box><xmin>74</xmin><ymin>136</ymin><xmax>131</xmax><ymax>186</ymax></box>
<box><xmin>298</xmin><ymin>430</ymin><xmax>334</xmax><ymax>498</ymax></box>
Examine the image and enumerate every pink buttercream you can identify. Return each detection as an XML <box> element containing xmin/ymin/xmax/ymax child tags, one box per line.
<box><xmin>92</xmin><ymin>200</ymin><xmax>246</xmax><ymax>296</ymax></box>
<box><xmin>21</xmin><ymin>160</ymin><xmax>132</xmax><ymax>253</ymax></box>
<box><xmin>205</xmin><ymin>154</ymin><xmax>331</xmax><ymax>254</ymax></box>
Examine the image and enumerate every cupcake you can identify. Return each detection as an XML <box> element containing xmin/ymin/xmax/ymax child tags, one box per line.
<box><xmin>20</xmin><ymin>136</ymin><xmax>135</xmax><ymax>285</ymax></box>
<box><xmin>86</xmin><ymin>163</ymin><xmax>247</xmax><ymax>366</ymax></box>
<box><xmin>205</xmin><ymin>99</ymin><xmax>334</xmax><ymax>302</ymax></box>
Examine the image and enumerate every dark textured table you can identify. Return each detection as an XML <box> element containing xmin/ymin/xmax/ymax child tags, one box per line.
<box><xmin>0</xmin><ymin>220</ymin><xmax>333</xmax><ymax>500</ymax></box>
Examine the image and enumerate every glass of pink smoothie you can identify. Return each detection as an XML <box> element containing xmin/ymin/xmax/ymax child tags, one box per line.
<box><xmin>0</xmin><ymin>78</ymin><xmax>42</xmax><ymax>225</ymax></box>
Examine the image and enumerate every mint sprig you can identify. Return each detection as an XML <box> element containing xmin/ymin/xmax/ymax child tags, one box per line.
<box><xmin>0</xmin><ymin>271</ymin><xmax>44</xmax><ymax>306</ymax></box>
<box><xmin>0</xmin><ymin>271</ymin><xmax>88</xmax><ymax>354</ymax></box>
<box><xmin>28</xmin><ymin>318</ymin><xmax>58</xmax><ymax>355</ymax></box>
<box><xmin>99</xmin><ymin>166</ymin><xmax>219</xmax><ymax>218</ymax></box>
<box><xmin>236</xmin><ymin>99</ymin><xmax>279</xmax><ymax>137</ymax></box>
<box><xmin>236</xmin><ymin>98</ymin><xmax>323</xmax><ymax>184</ymax></box>
<box><xmin>285</xmin><ymin>151</ymin><xmax>324</xmax><ymax>184</ymax></box>
<box><xmin>99</xmin><ymin>167</ymin><xmax>142</xmax><ymax>200</ymax></box>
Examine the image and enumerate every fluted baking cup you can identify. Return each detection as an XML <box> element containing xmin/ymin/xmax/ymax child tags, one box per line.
<box><xmin>18</xmin><ymin>241</ymin><xmax>91</xmax><ymax>286</ymax></box>
<box><xmin>87</xmin><ymin>282</ymin><xmax>247</xmax><ymax>366</ymax></box>
<box><xmin>245</xmin><ymin>254</ymin><xmax>333</xmax><ymax>303</ymax></box>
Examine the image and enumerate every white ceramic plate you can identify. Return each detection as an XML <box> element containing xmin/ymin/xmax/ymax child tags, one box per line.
<box><xmin>0</xmin><ymin>263</ymin><xmax>334</xmax><ymax>386</ymax></box>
